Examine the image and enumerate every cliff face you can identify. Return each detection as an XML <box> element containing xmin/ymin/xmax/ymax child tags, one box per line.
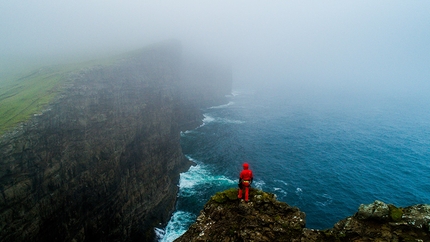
<box><xmin>175</xmin><ymin>188</ymin><xmax>430</xmax><ymax>242</ymax></box>
<box><xmin>0</xmin><ymin>41</ymin><xmax>232</xmax><ymax>241</ymax></box>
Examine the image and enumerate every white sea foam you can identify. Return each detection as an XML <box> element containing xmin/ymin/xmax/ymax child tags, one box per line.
<box><xmin>231</xmin><ymin>90</ymin><xmax>244</xmax><ymax>97</ymax></box>
<box><xmin>201</xmin><ymin>114</ymin><xmax>244</xmax><ymax>125</ymax></box>
<box><xmin>154</xmin><ymin>228</ymin><xmax>165</xmax><ymax>240</ymax></box>
<box><xmin>218</xmin><ymin>117</ymin><xmax>245</xmax><ymax>124</ymax></box>
<box><xmin>315</xmin><ymin>193</ymin><xmax>333</xmax><ymax>207</ymax></box>
<box><xmin>180</xmin><ymin>130</ymin><xmax>195</xmax><ymax>137</ymax></box>
<box><xmin>253</xmin><ymin>180</ymin><xmax>265</xmax><ymax>190</ymax></box>
<box><xmin>208</xmin><ymin>101</ymin><xmax>234</xmax><ymax>109</ymax></box>
<box><xmin>275</xmin><ymin>179</ymin><xmax>289</xmax><ymax>187</ymax></box>
<box><xmin>197</xmin><ymin>114</ymin><xmax>215</xmax><ymax>128</ymax></box>
<box><xmin>161</xmin><ymin>157</ymin><xmax>236</xmax><ymax>241</ymax></box>
<box><xmin>294</xmin><ymin>187</ymin><xmax>304</xmax><ymax>202</ymax></box>
<box><xmin>178</xmin><ymin>164</ymin><xmax>206</xmax><ymax>189</ymax></box>
<box><xmin>182</xmin><ymin>112</ymin><xmax>237</xmax><ymax>132</ymax></box>
<box><xmin>157</xmin><ymin>211</ymin><xmax>195</xmax><ymax>242</ymax></box>
<box><xmin>273</xmin><ymin>187</ymin><xmax>288</xmax><ymax>197</ymax></box>
<box><xmin>179</xmin><ymin>163</ymin><xmax>236</xmax><ymax>194</ymax></box>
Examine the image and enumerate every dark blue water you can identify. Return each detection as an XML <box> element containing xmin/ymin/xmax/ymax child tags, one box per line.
<box><xmin>157</xmin><ymin>89</ymin><xmax>430</xmax><ymax>241</ymax></box>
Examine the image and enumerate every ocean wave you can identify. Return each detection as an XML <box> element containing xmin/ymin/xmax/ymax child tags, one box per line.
<box><xmin>218</xmin><ymin>117</ymin><xmax>245</xmax><ymax>124</ymax></box>
<box><xmin>178</xmin><ymin>158</ymin><xmax>236</xmax><ymax>196</ymax></box>
<box><xmin>161</xmin><ymin>157</ymin><xmax>237</xmax><ymax>241</ymax></box>
<box><xmin>208</xmin><ymin>101</ymin><xmax>234</xmax><ymax>109</ymax></box>
<box><xmin>226</xmin><ymin>90</ymin><xmax>244</xmax><ymax>97</ymax></box>
<box><xmin>275</xmin><ymin>179</ymin><xmax>289</xmax><ymax>187</ymax></box>
<box><xmin>200</xmin><ymin>114</ymin><xmax>244</xmax><ymax>126</ymax></box>
<box><xmin>253</xmin><ymin>180</ymin><xmax>266</xmax><ymax>190</ymax></box>
<box><xmin>196</xmin><ymin>114</ymin><xmax>216</xmax><ymax>128</ymax></box>
<box><xmin>315</xmin><ymin>193</ymin><xmax>333</xmax><ymax>207</ymax></box>
<box><xmin>157</xmin><ymin>210</ymin><xmax>196</xmax><ymax>242</ymax></box>
<box><xmin>180</xmin><ymin>130</ymin><xmax>195</xmax><ymax>136</ymax></box>
<box><xmin>273</xmin><ymin>187</ymin><xmax>288</xmax><ymax>197</ymax></box>
<box><xmin>155</xmin><ymin>228</ymin><xmax>165</xmax><ymax>240</ymax></box>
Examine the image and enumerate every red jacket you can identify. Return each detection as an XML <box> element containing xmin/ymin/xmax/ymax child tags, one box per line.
<box><xmin>240</xmin><ymin>163</ymin><xmax>253</xmax><ymax>182</ymax></box>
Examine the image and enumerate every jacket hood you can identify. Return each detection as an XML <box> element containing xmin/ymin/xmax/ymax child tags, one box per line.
<box><xmin>242</xmin><ymin>163</ymin><xmax>249</xmax><ymax>170</ymax></box>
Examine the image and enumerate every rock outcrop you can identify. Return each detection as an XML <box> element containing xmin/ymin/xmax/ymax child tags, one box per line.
<box><xmin>175</xmin><ymin>188</ymin><xmax>430</xmax><ymax>241</ymax></box>
<box><xmin>0</xmin><ymin>41</ymin><xmax>232</xmax><ymax>241</ymax></box>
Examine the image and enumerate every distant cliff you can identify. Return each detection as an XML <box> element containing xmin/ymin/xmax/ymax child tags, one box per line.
<box><xmin>175</xmin><ymin>188</ymin><xmax>430</xmax><ymax>241</ymax></box>
<box><xmin>0</xmin><ymin>41</ymin><xmax>232</xmax><ymax>241</ymax></box>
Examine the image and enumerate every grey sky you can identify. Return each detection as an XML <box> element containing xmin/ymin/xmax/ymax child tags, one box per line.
<box><xmin>1</xmin><ymin>1</ymin><xmax>429</xmax><ymax>99</ymax></box>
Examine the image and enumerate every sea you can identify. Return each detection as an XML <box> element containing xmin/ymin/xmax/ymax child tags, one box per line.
<box><xmin>156</xmin><ymin>87</ymin><xmax>430</xmax><ymax>241</ymax></box>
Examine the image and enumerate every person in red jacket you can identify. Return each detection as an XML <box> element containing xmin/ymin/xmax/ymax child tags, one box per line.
<box><xmin>238</xmin><ymin>162</ymin><xmax>253</xmax><ymax>202</ymax></box>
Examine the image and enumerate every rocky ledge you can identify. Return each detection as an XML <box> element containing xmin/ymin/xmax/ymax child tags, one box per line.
<box><xmin>175</xmin><ymin>188</ymin><xmax>430</xmax><ymax>241</ymax></box>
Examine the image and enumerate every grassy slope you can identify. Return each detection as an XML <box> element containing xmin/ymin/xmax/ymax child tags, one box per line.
<box><xmin>0</xmin><ymin>69</ymin><xmax>62</xmax><ymax>135</ymax></box>
<box><xmin>0</xmin><ymin>56</ymin><xmax>121</xmax><ymax>136</ymax></box>
<box><xmin>0</xmin><ymin>42</ymin><xmax>171</xmax><ymax>136</ymax></box>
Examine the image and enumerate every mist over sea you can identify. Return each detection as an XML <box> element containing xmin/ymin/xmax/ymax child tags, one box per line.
<box><xmin>158</xmin><ymin>88</ymin><xmax>430</xmax><ymax>241</ymax></box>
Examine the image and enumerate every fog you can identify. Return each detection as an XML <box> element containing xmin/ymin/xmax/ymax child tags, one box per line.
<box><xmin>1</xmin><ymin>1</ymin><xmax>429</xmax><ymax>102</ymax></box>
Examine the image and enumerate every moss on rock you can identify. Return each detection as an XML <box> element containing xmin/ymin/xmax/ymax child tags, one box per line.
<box><xmin>388</xmin><ymin>204</ymin><xmax>403</xmax><ymax>222</ymax></box>
<box><xmin>177</xmin><ymin>191</ymin><xmax>430</xmax><ymax>242</ymax></box>
<box><xmin>211</xmin><ymin>188</ymin><xmax>239</xmax><ymax>204</ymax></box>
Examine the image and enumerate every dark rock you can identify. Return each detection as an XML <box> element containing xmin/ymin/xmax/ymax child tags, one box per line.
<box><xmin>175</xmin><ymin>188</ymin><xmax>306</xmax><ymax>242</ymax></box>
<box><xmin>325</xmin><ymin>202</ymin><xmax>430</xmax><ymax>241</ymax></box>
<box><xmin>0</xmin><ymin>41</ymin><xmax>232</xmax><ymax>241</ymax></box>
<box><xmin>356</xmin><ymin>200</ymin><xmax>390</xmax><ymax>220</ymax></box>
<box><xmin>175</xmin><ymin>189</ymin><xmax>430</xmax><ymax>241</ymax></box>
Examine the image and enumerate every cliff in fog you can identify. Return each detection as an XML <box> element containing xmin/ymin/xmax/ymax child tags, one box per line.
<box><xmin>0</xmin><ymin>41</ymin><xmax>232</xmax><ymax>241</ymax></box>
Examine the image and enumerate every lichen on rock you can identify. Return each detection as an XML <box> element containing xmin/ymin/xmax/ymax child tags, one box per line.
<box><xmin>357</xmin><ymin>200</ymin><xmax>390</xmax><ymax>220</ymax></box>
<box><xmin>175</xmin><ymin>190</ymin><xmax>430</xmax><ymax>242</ymax></box>
<box><xmin>176</xmin><ymin>188</ymin><xmax>306</xmax><ymax>242</ymax></box>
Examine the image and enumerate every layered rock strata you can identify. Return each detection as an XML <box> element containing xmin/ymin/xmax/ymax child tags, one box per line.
<box><xmin>175</xmin><ymin>188</ymin><xmax>430</xmax><ymax>241</ymax></box>
<box><xmin>0</xmin><ymin>41</ymin><xmax>231</xmax><ymax>241</ymax></box>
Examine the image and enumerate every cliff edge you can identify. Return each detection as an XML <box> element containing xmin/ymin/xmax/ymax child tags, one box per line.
<box><xmin>175</xmin><ymin>188</ymin><xmax>430</xmax><ymax>241</ymax></box>
<box><xmin>0</xmin><ymin>41</ymin><xmax>232</xmax><ymax>241</ymax></box>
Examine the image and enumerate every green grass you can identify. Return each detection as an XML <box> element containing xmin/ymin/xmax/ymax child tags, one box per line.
<box><xmin>0</xmin><ymin>42</ymin><xmax>173</xmax><ymax>136</ymax></box>
<box><xmin>0</xmin><ymin>67</ymin><xmax>67</xmax><ymax>135</ymax></box>
<box><xmin>0</xmin><ymin>54</ymin><xmax>127</xmax><ymax>136</ymax></box>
